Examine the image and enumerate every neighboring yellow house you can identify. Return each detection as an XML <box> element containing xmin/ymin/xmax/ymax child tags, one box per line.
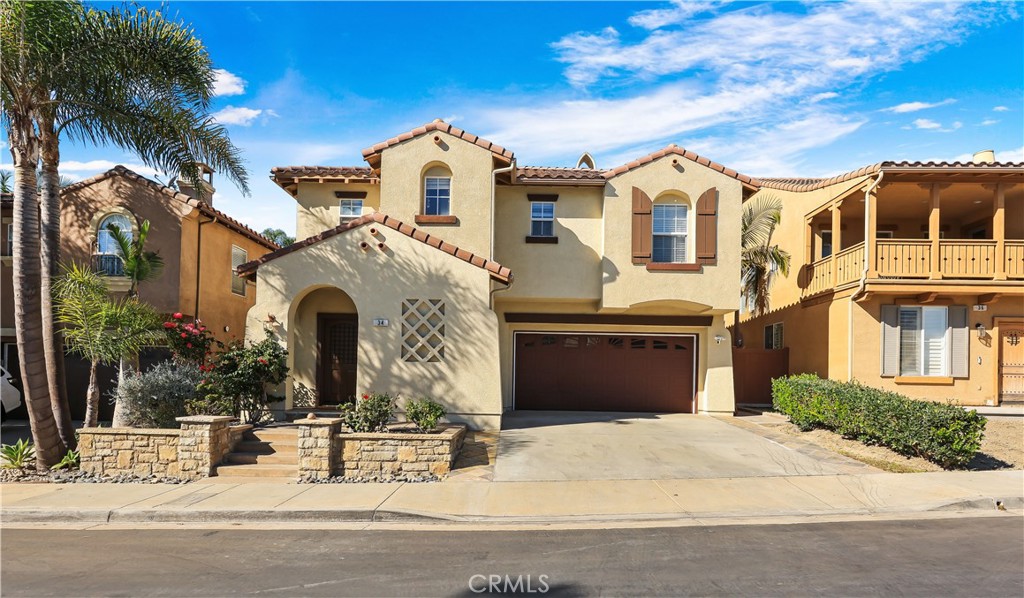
<box><xmin>240</xmin><ymin>120</ymin><xmax>757</xmax><ymax>429</ymax></box>
<box><xmin>733</xmin><ymin>152</ymin><xmax>1024</xmax><ymax>406</ymax></box>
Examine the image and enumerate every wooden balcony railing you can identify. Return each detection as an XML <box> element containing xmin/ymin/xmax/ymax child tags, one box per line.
<box><xmin>875</xmin><ymin>239</ymin><xmax>931</xmax><ymax>278</ymax></box>
<box><xmin>834</xmin><ymin>244</ymin><xmax>864</xmax><ymax>286</ymax></box>
<box><xmin>1006</xmin><ymin>240</ymin><xmax>1024</xmax><ymax>279</ymax></box>
<box><xmin>802</xmin><ymin>239</ymin><xmax>1020</xmax><ymax>299</ymax></box>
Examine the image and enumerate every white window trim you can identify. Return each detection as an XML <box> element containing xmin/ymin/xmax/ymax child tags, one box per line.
<box><xmin>530</xmin><ymin>202</ymin><xmax>555</xmax><ymax>237</ymax></box>
<box><xmin>424</xmin><ymin>176</ymin><xmax>452</xmax><ymax>216</ymax></box>
<box><xmin>651</xmin><ymin>204</ymin><xmax>688</xmax><ymax>264</ymax></box>
<box><xmin>340</xmin><ymin>199</ymin><xmax>363</xmax><ymax>223</ymax></box>
<box><xmin>4</xmin><ymin>223</ymin><xmax>12</xmax><ymax>257</ymax></box>
<box><xmin>231</xmin><ymin>244</ymin><xmax>247</xmax><ymax>297</ymax></box>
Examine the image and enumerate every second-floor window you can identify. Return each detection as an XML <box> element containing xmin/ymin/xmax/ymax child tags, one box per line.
<box><xmin>424</xmin><ymin>177</ymin><xmax>451</xmax><ymax>216</ymax></box>
<box><xmin>340</xmin><ymin>199</ymin><xmax>363</xmax><ymax>223</ymax></box>
<box><xmin>231</xmin><ymin>245</ymin><xmax>247</xmax><ymax>296</ymax></box>
<box><xmin>95</xmin><ymin>213</ymin><xmax>133</xmax><ymax>276</ymax></box>
<box><xmin>652</xmin><ymin>204</ymin><xmax>687</xmax><ymax>263</ymax></box>
<box><xmin>820</xmin><ymin>230</ymin><xmax>833</xmax><ymax>259</ymax></box>
<box><xmin>530</xmin><ymin>202</ymin><xmax>555</xmax><ymax>237</ymax></box>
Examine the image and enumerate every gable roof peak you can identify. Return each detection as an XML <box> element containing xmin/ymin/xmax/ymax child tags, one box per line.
<box><xmin>361</xmin><ymin>120</ymin><xmax>515</xmax><ymax>170</ymax></box>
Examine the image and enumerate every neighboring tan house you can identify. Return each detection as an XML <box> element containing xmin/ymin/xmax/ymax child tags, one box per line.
<box><xmin>240</xmin><ymin>120</ymin><xmax>755</xmax><ymax>429</ymax></box>
<box><xmin>732</xmin><ymin>152</ymin><xmax>1024</xmax><ymax>406</ymax></box>
<box><xmin>0</xmin><ymin>166</ymin><xmax>278</xmax><ymax>420</ymax></box>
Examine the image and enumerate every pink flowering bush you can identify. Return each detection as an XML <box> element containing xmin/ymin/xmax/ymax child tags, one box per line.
<box><xmin>163</xmin><ymin>313</ymin><xmax>219</xmax><ymax>365</ymax></box>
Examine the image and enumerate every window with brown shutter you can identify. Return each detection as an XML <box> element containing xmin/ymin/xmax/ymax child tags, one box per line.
<box><xmin>696</xmin><ymin>187</ymin><xmax>718</xmax><ymax>265</ymax></box>
<box><xmin>631</xmin><ymin>187</ymin><xmax>652</xmax><ymax>264</ymax></box>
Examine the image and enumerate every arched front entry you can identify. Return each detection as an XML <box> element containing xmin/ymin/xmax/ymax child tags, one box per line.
<box><xmin>289</xmin><ymin>286</ymin><xmax>359</xmax><ymax>407</ymax></box>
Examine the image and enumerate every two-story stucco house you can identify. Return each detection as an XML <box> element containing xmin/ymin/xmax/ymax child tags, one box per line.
<box><xmin>239</xmin><ymin>120</ymin><xmax>758</xmax><ymax>429</ymax></box>
<box><xmin>1</xmin><ymin>166</ymin><xmax>278</xmax><ymax>421</ymax></box>
<box><xmin>732</xmin><ymin>151</ymin><xmax>1023</xmax><ymax>407</ymax></box>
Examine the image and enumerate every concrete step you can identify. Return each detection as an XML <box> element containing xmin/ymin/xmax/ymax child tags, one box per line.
<box><xmin>214</xmin><ymin>463</ymin><xmax>297</xmax><ymax>478</ymax></box>
<box><xmin>233</xmin><ymin>440</ymin><xmax>298</xmax><ymax>455</ymax></box>
<box><xmin>244</xmin><ymin>428</ymin><xmax>299</xmax><ymax>444</ymax></box>
<box><xmin>224</xmin><ymin>451</ymin><xmax>297</xmax><ymax>466</ymax></box>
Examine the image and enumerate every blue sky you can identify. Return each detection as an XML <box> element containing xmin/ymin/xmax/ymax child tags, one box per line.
<box><xmin>13</xmin><ymin>1</ymin><xmax>1024</xmax><ymax>235</ymax></box>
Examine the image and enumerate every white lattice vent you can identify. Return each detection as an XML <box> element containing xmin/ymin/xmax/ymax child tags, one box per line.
<box><xmin>401</xmin><ymin>299</ymin><xmax>446</xmax><ymax>362</ymax></box>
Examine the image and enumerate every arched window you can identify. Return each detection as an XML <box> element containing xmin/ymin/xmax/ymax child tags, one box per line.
<box><xmin>95</xmin><ymin>213</ymin><xmax>133</xmax><ymax>276</ymax></box>
<box><xmin>423</xmin><ymin>165</ymin><xmax>452</xmax><ymax>216</ymax></box>
<box><xmin>652</xmin><ymin>202</ymin><xmax>688</xmax><ymax>263</ymax></box>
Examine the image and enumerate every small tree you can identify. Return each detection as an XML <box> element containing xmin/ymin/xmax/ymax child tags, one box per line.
<box><xmin>741</xmin><ymin>195</ymin><xmax>791</xmax><ymax>317</ymax></box>
<box><xmin>106</xmin><ymin>219</ymin><xmax>164</xmax><ymax>298</ymax></box>
<box><xmin>53</xmin><ymin>264</ymin><xmax>162</xmax><ymax>427</ymax></box>
<box><xmin>197</xmin><ymin>331</ymin><xmax>287</xmax><ymax>425</ymax></box>
<box><xmin>260</xmin><ymin>228</ymin><xmax>294</xmax><ymax>247</ymax></box>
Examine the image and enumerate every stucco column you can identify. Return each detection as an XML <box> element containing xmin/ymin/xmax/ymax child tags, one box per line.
<box><xmin>702</xmin><ymin>315</ymin><xmax>736</xmax><ymax>415</ymax></box>
<box><xmin>830</xmin><ymin>202</ymin><xmax>842</xmax><ymax>286</ymax></box>
<box><xmin>866</xmin><ymin>187</ymin><xmax>879</xmax><ymax>278</ymax></box>
<box><xmin>929</xmin><ymin>183</ymin><xmax>942</xmax><ymax>279</ymax></box>
<box><xmin>296</xmin><ymin>417</ymin><xmax>343</xmax><ymax>479</ymax></box>
<box><xmin>993</xmin><ymin>183</ymin><xmax>1006</xmax><ymax>280</ymax></box>
<box><xmin>175</xmin><ymin>415</ymin><xmax>234</xmax><ymax>480</ymax></box>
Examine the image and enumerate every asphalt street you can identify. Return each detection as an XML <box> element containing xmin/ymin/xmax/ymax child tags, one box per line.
<box><xmin>2</xmin><ymin>517</ymin><xmax>1022</xmax><ymax>597</ymax></box>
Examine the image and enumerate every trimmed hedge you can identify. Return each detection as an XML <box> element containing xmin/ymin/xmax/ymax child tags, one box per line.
<box><xmin>771</xmin><ymin>374</ymin><xmax>986</xmax><ymax>468</ymax></box>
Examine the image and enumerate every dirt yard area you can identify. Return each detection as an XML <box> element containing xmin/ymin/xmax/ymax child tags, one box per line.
<box><xmin>771</xmin><ymin>416</ymin><xmax>1023</xmax><ymax>473</ymax></box>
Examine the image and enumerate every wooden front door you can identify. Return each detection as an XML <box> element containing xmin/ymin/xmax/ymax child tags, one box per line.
<box><xmin>999</xmin><ymin>322</ymin><xmax>1024</xmax><ymax>403</ymax></box>
<box><xmin>317</xmin><ymin>314</ymin><xmax>358</xmax><ymax>406</ymax></box>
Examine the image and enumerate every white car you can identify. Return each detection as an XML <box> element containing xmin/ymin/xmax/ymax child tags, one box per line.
<box><xmin>1</xmin><ymin>366</ymin><xmax>22</xmax><ymax>418</ymax></box>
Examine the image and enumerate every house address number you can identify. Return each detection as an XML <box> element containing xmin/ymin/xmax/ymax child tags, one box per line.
<box><xmin>373</xmin><ymin>318</ymin><xmax>389</xmax><ymax>327</ymax></box>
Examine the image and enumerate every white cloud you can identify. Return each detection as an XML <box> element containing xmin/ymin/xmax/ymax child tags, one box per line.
<box><xmin>60</xmin><ymin>160</ymin><xmax>162</xmax><ymax>178</ymax></box>
<box><xmin>212</xmin><ymin>106</ymin><xmax>266</xmax><ymax>126</ymax></box>
<box><xmin>993</xmin><ymin>105</ymin><xmax>1010</xmax><ymax>112</ymax></box>
<box><xmin>980</xmin><ymin>119</ymin><xmax>1000</xmax><ymax>126</ymax></box>
<box><xmin>1000</xmin><ymin>146</ymin><xmax>1024</xmax><ymax>162</ymax></box>
<box><xmin>627</xmin><ymin>1</ymin><xmax>719</xmax><ymax>30</ymax></box>
<box><xmin>809</xmin><ymin>92</ymin><xmax>839</xmax><ymax>103</ymax></box>
<box><xmin>882</xmin><ymin>99</ymin><xmax>956</xmax><ymax>113</ymax></box>
<box><xmin>912</xmin><ymin>118</ymin><xmax>941</xmax><ymax>129</ymax></box>
<box><xmin>212</xmin><ymin>69</ymin><xmax>246</xmax><ymax>96</ymax></box>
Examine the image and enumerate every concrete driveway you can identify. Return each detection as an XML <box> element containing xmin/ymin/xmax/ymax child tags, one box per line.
<box><xmin>493</xmin><ymin>411</ymin><xmax>859</xmax><ymax>481</ymax></box>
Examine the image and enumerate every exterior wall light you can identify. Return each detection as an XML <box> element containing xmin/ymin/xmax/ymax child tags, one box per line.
<box><xmin>714</xmin><ymin>334</ymin><xmax>726</xmax><ymax>344</ymax></box>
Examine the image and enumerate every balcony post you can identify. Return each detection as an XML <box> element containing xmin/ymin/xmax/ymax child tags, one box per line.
<box><xmin>929</xmin><ymin>183</ymin><xmax>941</xmax><ymax>279</ymax></box>
<box><xmin>994</xmin><ymin>183</ymin><xmax>1006</xmax><ymax>280</ymax></box>
<box><xmin>866</xmin><ymin>186</ymin><xmax>878</xmax><ymax>277</ymax></box>
<box><xmin>830</xmin><ymin>202</ymin><xmax>842</xmax><ymax>286</ymax></box>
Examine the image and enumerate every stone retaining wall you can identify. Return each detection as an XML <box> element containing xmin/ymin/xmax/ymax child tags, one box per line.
<box><xmin>295</xmin><ymin>418</ymin><xmax>465</xmax><ymax>480</ymax></box>
<box><xmin>79</xmin><ymin>416</ymin><xmax>251</xmax><ymax>480</ymax></box>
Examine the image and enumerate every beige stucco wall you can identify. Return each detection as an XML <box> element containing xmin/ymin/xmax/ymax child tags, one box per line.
<box><xmin>61</xmin><ymin>176</ymin><xmax>191</xmax><ymax>313</ymax></box>
<box><xmin>601</xmin><ymin>156</ymin><xmax>745</xmax><ymax>314</ymax></box>
<box><xmin>294</xmin><ymin>182</ymin><xmax>381</xmax><ymax>240</ymax></box>
<box><xmin>377</xmin><ymin>132</ymin><xmax>496</xmax><ymax>257</ymax></box>
<box><xmin>493</xmin><ymin>185</ymin><xmax>604</xmax><ymax>301</ymax></box>
<box><xmin>178</xmin><ymin>212</ymin><xmax>270</xmax><ymax>345</ymax></box>
<box><xmin>247</xmin><ymin>222</ymin><xmax>503</xmax><ymax>429</ymax></box>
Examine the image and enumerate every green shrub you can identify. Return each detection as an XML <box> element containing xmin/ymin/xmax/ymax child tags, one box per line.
<box><xmin>339</xmin><ymin>392</ymin><xmax>396</xmax><ymax>432</ymax></box>
<box><xmin>771</xmin><ymin>374</ymin><xmax>986</xmax><ymax>468</ymax></box>
<box><xmin>196</xmin><ymin>331</ymin><xmax>288</xmax><ymax>425</ymax></box>
<box><xmin>405</xmin><ymin>398</ymin><xmax>447</xmax><ymax>432</ymax></box>
<box><xmin>50</xmin><ymin>450</ymin><xmax>80</xmax><ymax>471</ymax></box>
<box><xmin>1</xmin><ymin>439</ymin><xmax>35</xmax><ymax>469</ymax></box>
<box><xmin>114</xmin><ymin>361</ymin><xmax>201</xmax><ymax>428</ymax></box>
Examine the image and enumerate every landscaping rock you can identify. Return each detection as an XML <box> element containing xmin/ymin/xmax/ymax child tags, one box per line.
<box><xmin>298</xmin><ymin>472</ymin><xmax>442</xmax><ymax>484</ymax></box>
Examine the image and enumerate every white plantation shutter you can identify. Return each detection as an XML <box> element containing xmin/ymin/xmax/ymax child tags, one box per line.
<box><xmin>899</xmin><ymin>308</ymin><xmax>921</xmax><ymax>376</ymax></box>
<box><xmin>921</xmin><ymin>307</ymin><xmax>947</xmax><ymax>376</ymax></box>
<box><xmin>949</xmin><ymin>305</ymin><xmax>969</xmax><ymax>378</ymax></box>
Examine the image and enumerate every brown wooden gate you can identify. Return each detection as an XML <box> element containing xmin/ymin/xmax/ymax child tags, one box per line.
<box><xmin>731</xmin><ymin>347</ymin><xmax>789</xmax><ymax>405</ymax></box>
<box><xmin>514</xmin><ymin>333</ymin><xmax>696</xmax><ymax>412</ymax></box>
<box><xmin>317</xmin><ymin>313</ymin><xmax>358</xmax><ymax>405</ymax></box>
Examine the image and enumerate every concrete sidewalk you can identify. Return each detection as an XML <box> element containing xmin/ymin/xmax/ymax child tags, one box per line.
<box><xmin>2</xmin><ymin>470</ymin><xmax>1021</xmax><ymax>525</ymax></box>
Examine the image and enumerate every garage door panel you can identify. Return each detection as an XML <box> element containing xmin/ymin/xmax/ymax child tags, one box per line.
<box><xmin>514</xmin><ymin>333</ymin><xmax>694</xmax><ymax>413</ymax></box>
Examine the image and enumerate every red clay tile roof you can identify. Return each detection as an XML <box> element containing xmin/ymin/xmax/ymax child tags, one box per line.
<box><xmin>236</xmin><ymin>211</ymin><xmax>513</xmax><ymax>284</ymax></box>
<box><xmin>270</xmin><ymin>166</ymin><xmax>378</xmax><ymax>180</ymax></box>
<box><xmin>756</xmin><ymin>160</ymin><xmax>1024</xmax><ymax>192</ymax></box>
<box><xmin>61</xmin><ymin>166</ymin><xmax>279</xmax><ymax>250</ymax></box>
<box><xmin>361</xmin><ymin>120</ymin><xmax>515</xmax><ymax>168</ymax></box>
<box><xmin>603</xmin><ymin>145</ymin><xmax>762</xmax><ymax>189</ymax></box>
<box><xmin>516</xmin><ymin>166</ymin><xmax>607</xmax><ymax>186</ymax></box>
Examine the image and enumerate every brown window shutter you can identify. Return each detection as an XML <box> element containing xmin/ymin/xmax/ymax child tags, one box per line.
<box><xmin>880</xmin><ymin>304</ymin><xmax>900</xmax><ymax>377</ymax></box>
<box><xmin>631</xmin><ymin>187</ymin><xmax>652</xmax><ymax>264</ymax></box>
<box><xmin>949</xmin><ymin>305</ymin><xmax>969</xmax><ymax>378</ymax></box>
<box><xmin>696</xmin><ymin>187</ymin><xmax>718</xmax><ymax>264</ymax></box>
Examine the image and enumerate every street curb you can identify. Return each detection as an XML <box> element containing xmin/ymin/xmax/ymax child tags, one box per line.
<box><xmin>3</xmin><ymin>495</ymin><xmax>1020</xmax><ymax>526</ymax></box>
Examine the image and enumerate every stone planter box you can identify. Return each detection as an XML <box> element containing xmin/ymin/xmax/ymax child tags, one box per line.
<box><xmin>295</xmin><ymin>418</ymin><xmax>466</xmax><ymax>480</ymax></box>
<box><xmin>78</xmin><ymin>416</ymin><xmax>251</xmax><ymax>480</ymax></box>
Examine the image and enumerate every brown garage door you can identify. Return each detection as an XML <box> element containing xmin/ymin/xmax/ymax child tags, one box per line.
<box><xmin>514</xmin><ymin>333</ymin><xmax>696</xmax><ymax>412</ymax></box>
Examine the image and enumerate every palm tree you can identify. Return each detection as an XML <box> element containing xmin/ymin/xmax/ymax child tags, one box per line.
<box><xmin>3</xmin><ymin>1</ymin><xmax>248</xmax><ymax>466</ymax></box>
<box><xmin>105</xmin><ymin>220</ymin><xmax>165</xmax><ymax>299</ymax></box>
<box><xmin>741</xmin><ymin>195</ymin><xmax>791</xmax><ymax>317</ymax></box>
<box><xmin>0</xmin><ymin>171</ymin><xmax>11</xmax><ymax>193</ymax></box>
<box><xmin>53</xmin><ymin>264</ymin><xmax>161</xmax><ymax>427</ymax></box>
